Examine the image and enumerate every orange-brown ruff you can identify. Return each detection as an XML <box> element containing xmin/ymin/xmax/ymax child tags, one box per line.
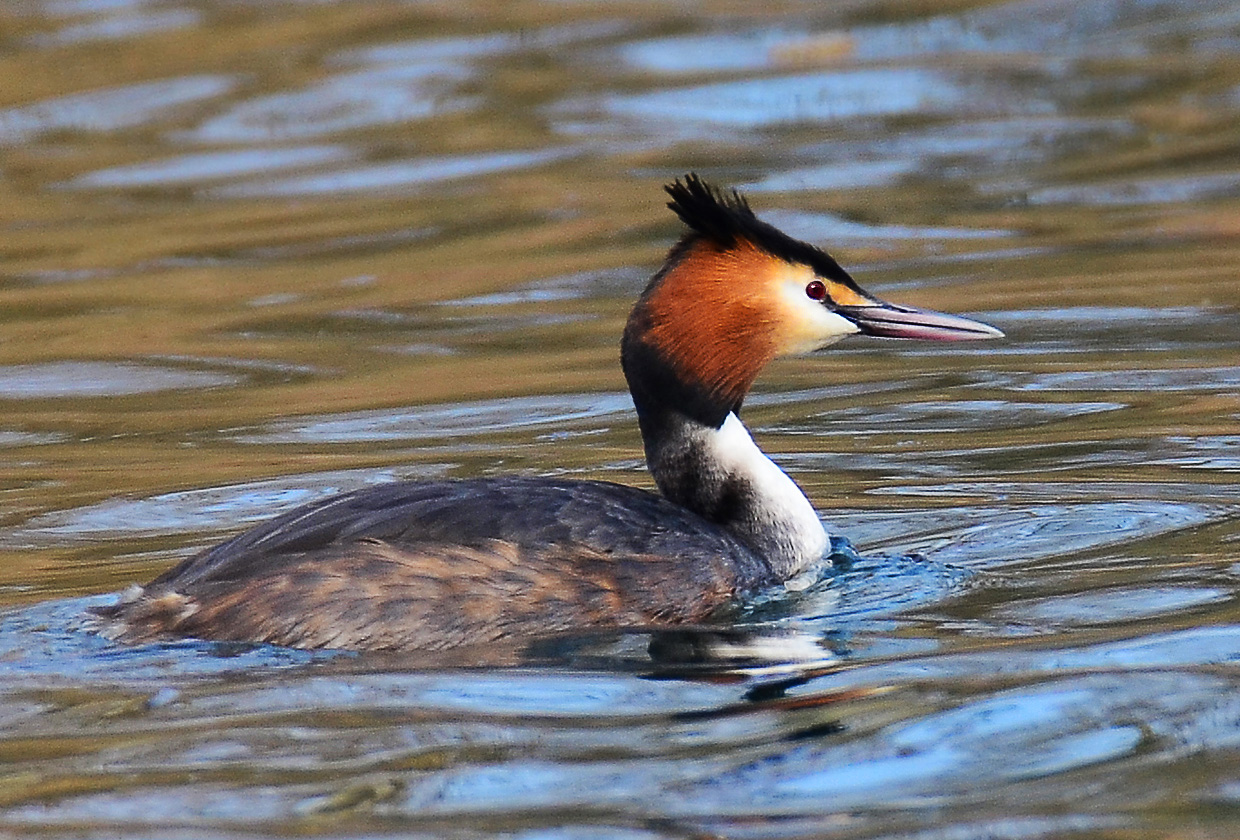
<box><xmin>93</xmin><ymin>175</ymin><xmax>1002</xmax><ymax>652</ymax></box>
<box><xmin>635</xmin><ymin>239</ymin><xmax>784</xmax><ymax>410</ymax></box>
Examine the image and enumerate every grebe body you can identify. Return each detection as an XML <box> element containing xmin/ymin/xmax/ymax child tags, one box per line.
<box><xmin>96</xmin><ymin>176</ymin><xmax>1001</xmax><ymax>651</ymax></box>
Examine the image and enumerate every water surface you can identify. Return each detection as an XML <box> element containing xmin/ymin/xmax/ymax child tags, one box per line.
<box><xmin>1</xmin><ymin>0</ymin><xmax>1239</xmax><ymax>837</ymax></box>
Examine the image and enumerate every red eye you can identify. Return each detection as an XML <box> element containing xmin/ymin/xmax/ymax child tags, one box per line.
<box><xmin>805</xmin><ymin>280</ymin><xmax>827</xmax><ymax>301</ymax></box>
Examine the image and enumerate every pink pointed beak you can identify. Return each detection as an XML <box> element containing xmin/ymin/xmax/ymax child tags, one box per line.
<box><xmin>837</xmin><ymin>302</ymin><xmax>1003</xmax><ymax>341</ymax></box>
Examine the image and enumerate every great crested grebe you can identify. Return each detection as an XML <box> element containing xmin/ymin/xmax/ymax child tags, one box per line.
<box><xmin>95</xmin><ymin>175</ymin><xmax>1002</xmax><ymax>652</ymax></box>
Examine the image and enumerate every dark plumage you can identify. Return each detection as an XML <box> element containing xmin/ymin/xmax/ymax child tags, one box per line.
<box><xmin>96</xmin><ymin>478</ymin><xmax>771</xmax><ymax>651</ymax></box>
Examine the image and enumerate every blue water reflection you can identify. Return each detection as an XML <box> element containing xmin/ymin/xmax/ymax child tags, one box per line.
<box><xmin>2</xmin><ymin>0</ymin><xmax>1240</xmax><ymax>836</ymax></box>
<box><xmin>0</xmin><ymin>75</ymin><xmax>235</xmax><ymax>143</ymax></box>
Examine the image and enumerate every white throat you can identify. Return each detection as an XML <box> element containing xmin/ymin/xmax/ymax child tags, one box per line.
<box><xmin>654</xmin><ymin>412</ymin><xmax>828</xmax><ymax>580</ymax></box>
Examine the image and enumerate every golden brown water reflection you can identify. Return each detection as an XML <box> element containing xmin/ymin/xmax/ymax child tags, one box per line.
<box><xmin>1</xmin><ymin>0</ymin><xmax>1239</xmax><ymax>837</ymax></box>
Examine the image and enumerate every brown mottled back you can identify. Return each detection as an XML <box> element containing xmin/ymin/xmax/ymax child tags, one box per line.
<box><xmin>93</xmin><ymin>476</ymin><xmax>773</xmax><ymax>651</ymax></box>
<box><xmin>103</xmin><ymin>539</ymin><xmax>738</xmax><ymax>651</ymax></box>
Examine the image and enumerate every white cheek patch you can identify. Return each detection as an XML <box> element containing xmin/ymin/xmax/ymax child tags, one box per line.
<box><xmin>776</xmin><ymin>278</ymin><xmax>860</xmax><ymax>354</ymax></box>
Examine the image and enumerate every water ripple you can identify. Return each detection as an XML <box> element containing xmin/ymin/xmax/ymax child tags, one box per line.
<box><xmin>0</xmin><ymin>361</ymin><xmax>241</xmax><ymax>399</ymax></box>
<box><xmin>998</xmin><ymin>586</ymin><xmax>1231</xmax><ymax>627</ymax></box>
<box><xmin>27</xmin><ymin>7</ymin><xmax>200</xmax><ymax>46</ymax></box>
<box><xmin>832</xmin><ymin>501</ymin><xmax>1227</xmax><ymax>565</ymax></box>
<box><xmin>213</xmin><ymin>148</ymin><xmax>576</xmax><ymax>197</ymax></box>
<box><xmin>1</xmin><ymin>467</ymin><xmax>443</xmax><ymax>545</ymax></box>
<box><xmin>64</xmin><ymin>145</ymin><xmax>354</xmax><ymax>189</ymax></box>
<box><xmin>236</xmin><ymin>392</ymin><xmax>631</xmax><ymax>444</ymax></box>
<box><xmin>1011</xmin><ymin>367</ymin><xmax>1240</xmax><ymax>393</ymax></box>
<box><xmin>556</xmin><ymin>68</ymin><xmax>1045</xmax><ymax>137</ymax></box>
<box><xmin>0</xmin><ymin>75</ymin><xmax>236</xmax><ymax>144</ymax></box>
<box><xmin>186</xmin><ymin>65</ymin><xmax>474</xmax><ymax>144</ymax></box>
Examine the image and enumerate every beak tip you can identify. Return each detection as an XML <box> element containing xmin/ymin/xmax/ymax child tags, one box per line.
<box><xmin>969</xmin><ymin>322</ymin><xmax>1005</xmax><ymax>340</ymax></box>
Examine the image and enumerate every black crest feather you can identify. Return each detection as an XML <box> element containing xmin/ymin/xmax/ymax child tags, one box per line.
<box><xmin>663</xmin><ymin>173</ymin><xmax>856</xmax><ymax>285</ymax></box>
<box><xmin>664</xmin><ymin>174</ymin><xmax>755</xmax><ymax>245</ymax></box>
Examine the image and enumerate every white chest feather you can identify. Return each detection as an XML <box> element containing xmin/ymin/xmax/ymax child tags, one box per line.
<box><xmin>698</xmin><ymin>413</ymin><xmax>829</xmax><ymax>578</ymax></box>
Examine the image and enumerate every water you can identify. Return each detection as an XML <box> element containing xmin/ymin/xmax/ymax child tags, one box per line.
<box><xmin>1</xmin><ymin>0</ymin><xmax>1239</xmax><ymax>836</ymax></box>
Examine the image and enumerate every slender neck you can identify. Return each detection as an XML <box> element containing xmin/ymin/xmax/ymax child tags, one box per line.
<box><xmin>622</xmin><ymin>339</ymin><xmax>828</xmax><ymax>580</ymax></box>
<box><xmin>619</xmin><ymin>243</ymin><xmax>829</xmax><ymax>580</ymax></box>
